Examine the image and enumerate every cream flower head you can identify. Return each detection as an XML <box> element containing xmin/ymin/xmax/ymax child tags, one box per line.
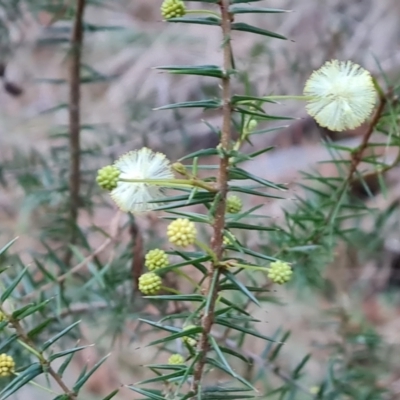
<box><xmin>110</xmin><ymin>147</ymin><xmax>174</xmax><ymax>213</ymax></box>
<box><xmin>304</xmin><ymin>60</ymin><xmax>377</xmax><ymax>132</ymax></box>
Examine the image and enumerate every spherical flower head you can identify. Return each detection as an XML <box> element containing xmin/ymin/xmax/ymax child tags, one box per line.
<box><xmin>96</xmin><ymin>165</ymin><xmax>120</xmax><ymax>191</ymax></box>
<box><xmin>161</xmin><ymin>0</ymin><xmax>186</xmax><ymax>20</ymax></box>
<box><xmin>226</xmin><ymin>195</ymin><xmax>242</xmax><ymax>214</ymax></box>
<box><xmin>0</xmin><ymin>354</ymin><xmax>15</xmax><ymax>377</ymax></box>
<box><xmin>145</xmin><ymin>249</ymin><xmax>169</xmax><ymax>271</ymax></box>
<box><xmin>138</xmin><ymin>272</ymin><xmax>162</xmax><ymax>295</ymax></box>
<box><xmin>167</xmin><ymin>218</ymin><xmax>197</xmax><ymax>247</ymax></box>
<box><xmin>110</xmin><ymin>148</ymin><xmax>174</xmax><ymax>214</ymax></box>
<box><xmin>168</xmin><ymin>354</ymin><xmax>185</xmax><ymax>365</ymax></box>
<box><xmin>182</xmin><ymin>325</ymin><xmax>198</xmax><ymax>347</ymax></box>
<box><xmin>304</xmin><ymin>60</ymin><xmax>377</xmax><ymax>132</ymax></box>
<box><xmin>268</xmin><ymin>260</ymin><xmax>293</xmax><ymax>284</ymax></box>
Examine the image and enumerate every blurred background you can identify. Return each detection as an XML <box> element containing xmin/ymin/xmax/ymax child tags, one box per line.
<box><xmin>1</xmin><ymin>0</ymin><xmax>400</xmax><ymax>398</ymax></box>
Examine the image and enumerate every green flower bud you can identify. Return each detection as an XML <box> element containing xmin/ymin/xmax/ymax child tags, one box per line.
<box><xmin>167</xmin><ymin>218</ymin><xmax>197</xmax><ymax>247</ymax></box>
<box><xmin>96</xmin><ymin>165</ymin><xmax>120</xmax><ymax>191</ymax></box>
<box><xmin>0</xmin><ymin>354</ymin><xmax>15</xmax><ymax>377</ymax></box>
<box><xmin>138</xmin><ymin>272</ymin><xmax>162</xmax><ymax>295</ymax></box>
<box><xmin>182</xmin><ymin>325</ymin><xmax>198</xmax><ymax>347</ymax></box>
<box><xmin>161</xmin><ymin>0</ymin><xmax>186</xmax><ymax>20</ymax></box>
<box><xmin>145</xmin><ymin>249</ymin><xmax>169</xmax><ymax>271</ymax></box>
<box><xmin>172</xmin><ymin>162</ymin><xmax>187</xmax><ymax>176</ymax></box>
<box><xmin>226</xmin><ymin>195</ymin><xmax>242</xmax><ymax>214</ymax></box>
<box><xmin>268</xmin><ymin>260</ymin><xmax>293</xmax><ymax>284</ymax></box>
<box><xmin>168</xmin><ymin>354</ymin><xmax>185</xmax><ymax>365</ymax></box>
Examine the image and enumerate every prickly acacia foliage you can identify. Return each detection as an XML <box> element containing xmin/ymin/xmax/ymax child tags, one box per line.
<box><xmin>0</xmin><ymin>0</ymin><xmax>399</xmax><ymax>400</ymax></box>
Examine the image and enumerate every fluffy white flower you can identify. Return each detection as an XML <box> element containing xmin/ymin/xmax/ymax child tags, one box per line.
<box><xmin>304</xmin><ymin>60</ymin><xmax>377</xmax><ymax>132</ymax></box>
<box><xmin>110</xmin><ymin>148</ymin><xmax>174</xmax><ymax>213</ymax></box>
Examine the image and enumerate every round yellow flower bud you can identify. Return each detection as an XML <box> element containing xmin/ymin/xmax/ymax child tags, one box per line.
<box><xmin>138</xmin><ymin>272</ymin><xmax>162</xmax><ymax>295</ymax></box>
<box><xmin>0</xmin><ymin>354</ymin><xmax>15</xmax><ymax>377</ymax></box>
<box><xmin>226</xmin><ymin>195</ymin><xmax>242</xmax><ymax>214</ymax></box>
<box><xmin>161</xmin><ymin>0</ymin><xmax>186</xmax><ymax>20</ymax></box>
<box><xmin>96</xmin><ymin>165</ymin><xmax>120</xmax><ymax>191</ymax></box>
<box><xmin>268</xmin><ymin>260</ymin><xmax>293</xmax><ymax>284</ymax></box>
<box><xmin>145</xmin><ymin>249</ymin><xmax>169</xmax><ymax>271</ymax></box>
<box><xmin>182</xmin><ymin>325</ymin><xmax>198</xmax><ymax>347</ymax></box>
<box><xmin>168</xmin><ymin>354</ymin><xmax>185</xmax><ymax>365</ymax></box>
<box><xmin>167</xmin><ymin>218</ymin><xmax>197</xmax><ymax>247</ymax></box>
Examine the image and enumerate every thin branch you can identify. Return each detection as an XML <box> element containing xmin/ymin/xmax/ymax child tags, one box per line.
<box><xmin>2</xmin><ymin>308</ymin><xmax>76</xmax><ymax>398</ymax></box>
<box><xmin>310</xmin><ymin>94</ymin><xmax>387</xmax><ymax>244</ymax></box>
<box><xmin>190</xmin><ymin>0</ymin><xmax>232</xmax><ymax>396</ymax></box>
<box><xmin>64</xmin><ymin>0</ymin><xmax>86</xmax><ymax>267</ymax></box>
<box><xmin>23</xmin><ymin>211</ymin><xmax>121</xmax><ymax>301</ymax></box>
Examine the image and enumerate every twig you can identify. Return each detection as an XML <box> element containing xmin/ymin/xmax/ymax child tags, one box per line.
<box><xmin>23</xmin><ymin>211</ymin><xmax>121</xmax><ymax>301</ymax></box>
<box><xmin>310</xmin><ymin>94</ymin><xmax>387</xmax><ymax>244</ymax></box>
<box><xmin>190</xmin><ymin>0</ymin><xmax>232</xmax><ymax>396</ymax></box>
<box><xmin>2</xmin><ymin>308</ymin><xmax>76</xmax><ymax>399</ymax></box>
<box><xmin>130</xmin><ymin>219</ymin><xmax>144</xmax><ymax>293</ymax></box>
<box><xmin>64</xmin><ymin>0</ymin><xmax>86</xmax><ymax>267</ymax></box>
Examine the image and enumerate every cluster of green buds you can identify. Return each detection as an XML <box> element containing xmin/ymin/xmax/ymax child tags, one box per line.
<box><xmin>161</xmin><ymin>0</ymin><xmax>186</xmax><ymax>20</ymax></box>
<box><xmin>168</xmin><ymin>354</ymin><xmax>185</xmax><ymax>365</ymax></box>
<box><xmin>167</xmin><ymin>218</ymin><xmax>197</xmax><ymax>247</ymax></box>
<box><xmin>226</xmin><ymin>195</ymin><xmax>242</xmax><ymax>214</ymax></box>
<box><xmin>268</xmin><ymin>260</ymin><xmax>293</xmax><ymax>284</ymax></box>
<box><xmin>96</xmin><ymin>165</ymin><xmax>120</xmax><ymax>191</ymax></box>
<box><xmin>0</xmin><ymin>354</ymin><xmax>15</xmax><ymax>377</ymax></box>
<box><xmin>138</xmin><ymin>272</ymin><xmax>162</xmax><ymax>295</ymax></box>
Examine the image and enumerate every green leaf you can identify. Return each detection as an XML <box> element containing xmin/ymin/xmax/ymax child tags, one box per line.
<box><xmin>205</xmin><ymin>357</ymin><xmax>255</xmax><ymax>390</ymax></box>
<box><xmin>137</xmin><ymin>368</ymin><xmax>188</xmax><ymax>384</ymax></box>
<box><xmin>0</xmin><ymin>334</ymin><xmax>18</xmax><ymax>353</ymax></box>
<box><xmin>125</xmin><ymin>386</ymin><xmax>165</xmax><ymax>400</ymax></box>
<box><xmin>154</xmin><ymin>99</ymin><xmax>221</xmax><ymax>110</ymax></box>
<box><xmin>49</xmin><ymin>345</ymin><xmax>92</xmax><ymax>362</ymax></box>
<box><xmin>155</xmin><ymin>65</ymin><xmax>225</xmax><ymax>78</ymax></box>
<box><xmin>41</xmin><ymin>320</ymin><xmax>80</xmax><ymax>351</ymax></box>
<box><xmin>218</xmin><ymin>345</ymin><xmax>249</xmax><ymax>363</ymax></box>
<box><xmin>215</xmin><ymin>319</ymin><xmax>276</xmax><ymax>342</ymax></box>
<box><xmin>101</xmin><ymin>389</ymin><xmax>119</xmax><ymax>400</ymax></box>
<box><xmin>229</xmin><ymin>6</ymin><xmax>291</xmax><ymax>13</ymax></box>
<box><xmin>229</xmin><ymin>185</ymin><xmax>283</xmax><ymax>199</ymax></box>
<box><xmin>0</xmin><ymin>238</ymin><xmax>17</xmax><ymax>257</ymax></box>
<box><xmin>232</xmin><ymin>22</ymin><xmax>287</xmax><ymax>39</ymax></box>
<box><xmin>73</xmin><ymin>354</ymin><xmax>110</xmax><ymax>392</ymax></box>
<box><xmin>229</xmin><ymin>167</ymin><xmax>286</xmax><ymax>190</ymax></box>
<box><xmin>167</xmin><ymin>16</ymin><xmax>220</xmax><ymax>26</ymax></box>
<box><xmin>179</xmin><ymin>148</ymin><xmax>219</xmax><ymax>161</ymax></box>
<box><xmin>147</xmin><ymin>326</ymin><xmax>203</xmax><ymax>347</ymax></box>
<box><xmin>143</xmin><ymin>294</ymin><xmax>205</xmax><ymax>302</ymax></box>
<box><xmin>222</xmin><ymin>270</ymin><xmax>260</xmax><ymax>306</ymax></box>
<box><xmin>151</xmin><ymin>255</ymin><xmax>211</xmax><ymax>275</ymax></box>
<box><xmin>1</xmin><ymin>267</ymin><xmax>28</xmax><ymax>302</ymax></box>
<box><xmin>231</xmin><ymin>94</ymin><xmax>278</xmax><ymax>104</ymax></box>
<box><xmin>12</xmin><ymin>299</ymin><xmax>52</xmax><ymax>320</ymax></box>
<box><xmin>28</xmin><ymin>319</ymin><xmax>53</xmax><ymax>339</ymax></box>
<box><xmin>226</xmin><ymin>221</ymin><xmax>275</xmax><ymax>231</ymax></box>
<box><xmin>0</xmin><ymin>363</ymin><xmax>43</xmax><ymax>400</ymax></box>
<box><xmin>57</xmin><ymin>352</ymin><xmax>75</xmax><ymax>377</ymax></box>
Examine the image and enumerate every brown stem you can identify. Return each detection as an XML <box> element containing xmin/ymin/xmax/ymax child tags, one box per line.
<box><xmin>64</xmin><ymin>0</ymin><xmax>86</xmax><ymax>267</ymax></box>
<box><xmin>310</xmin><ymin>95</ymin><xmax>387</xmax><ymax>244</ymax></box>
<box><xmin>189</xmin><ymin>0</ymin><xmax>232</xmax><ymax>396</ymax></box>
<box><xmin>3</xmin><ymin>309</ymin><xmax>76</xmax><ymax>398</ymax></box>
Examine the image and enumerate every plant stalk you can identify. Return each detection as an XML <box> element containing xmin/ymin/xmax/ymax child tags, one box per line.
<box><xmin>64</xmin><ymin>0</ymin><xmax>86</xmax><ymax>266</ymax></box>
<box><xmin>190</xmin><ymin>0</ymin><xmax>232</xmax><ymax>396</ymax></box>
